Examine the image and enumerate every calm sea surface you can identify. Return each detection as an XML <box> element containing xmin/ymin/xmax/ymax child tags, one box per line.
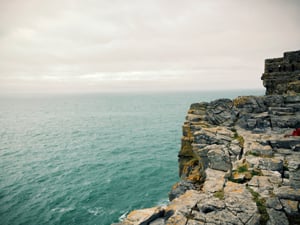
<box><xmin>0</xmin><ymin>90</ymin><xmax>263</xmax><ymax>225</ymax></box>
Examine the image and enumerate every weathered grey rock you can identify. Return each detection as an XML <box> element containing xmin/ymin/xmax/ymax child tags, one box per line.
<box><xmin>186</xmin><ymin>113</ymin><xmax>204</xmax><ymax>122</ymax></box>
<box><xmin>285</xmin><ymin>95</ymin><xmax>300</xmax><ymax>103</ymax></box>
<box><xmin>149</xmin><ymin>218</ymin><xmax>165</xmax><ymax>225</ymax></box>
<box><xmin>199</xmin><ymin>196</ymin><xmax>226</xmax><ymax>212</ymax></box>
<box><xmin>165</xmin><ymin>211</ymin><xmax>186</xmax><ymax>225</ymax></box>
<box><xmin>245</xmin><ymin>155</ymin><xmax>260</xmax><ymax>168</ymax></box>
<box><xmin>229</xmin><ymin>139</ymin><xmax>242</xmax><ymax>156</ymax></box>
<box><xmin>186</xmin><ymin>220</ymin><xmax>204</xmax><ymax>225</ymax></box>
<box><xmin>274</xmin><ymin>186</ymin><xmax>300</xmax><ymax>201</ymax></box>
<box><xmin>269</xmin><ymin>107</ymin><xmax>295</xmax><ymax>116</ymax></box>
<box><xmin>224</xmin><ymin>182</ymin><xmax>259</xmax><ymax>224</ymax></box>
<box><xmin>266</xmin><ymin>208</ymin><xmax>289</xmax><ymax>225</ymax></box>
<box><xmin>190</xmin><ymin>102</ymin><xmax>209</xmax><ymax>111</ymax></box>
<box><xmin>205</xmin><ymin>99</ymin><xmax>236</xmax><ymax>126</ymax></box>
<box><xmin>293</xmin><ymin>144</ymin><xmax>300</xmax><ymax>151</ymax></box>
<box><xmin>258</xmin><ymin>158</ymin><xmax>283</xmax><ymax>172</ymax></box>
<box><xmin>201</xmin><ymin>209</ymin><xmax>243</xmax><ymax>225</ymax></box>
<box><xmin>246</xmin><ymin>141</ymin><xmax>273</xmax><ymax>157</ymax></box>
<box><xmin>169</xmin><ymin>180</ymin><xmax>196</xmax><ymax>201</ymax></box>
<box><xmin>207</xmin><ymin>146</ymin><xmax>231</xmax><ymax>172</ymax></box>
<box><xmin>248</xmin><ymin>176</ymin><xmax>275</xmax><ymax>197</ymax></box>
<box><xmin>269</xmin><ymin>139</ymin><xmax>300</xmax><ymax>150</ymax></box>
<box><xmin>280</xmin><ymin>199</ymin><xmax>299</xmax><ymax>216</ymax></box>
<box><xmin>120</xmin><ymin>207</ymin><xmax>165</xmax><ymax>225</ymax></box>
<box><xmin>260</xmin><ymin>170</ymin><xmax>282</xmax><ymax>178</ymax></box>
<box><xmin>266</xmin><ymin>197</ymin><xmax>283</xmax><ymax>210</ymax></box>
<box><xmin>263</xmin><ymin>95</ymin><xmax>285</xmax><ymax>107</ymax></box>
<box><xmin>286</xmin><ymin>153</ymin><xmax>300</xmax><ymax>188</ymax></box>
<box><xmin>284</xmin><ymin>170</ymin><xmax>290</xmax><ymax>179</ymax></box>
<box><xmin>193</xmin><ymin>127</ymin><xmax>233</xmax><ymax>146</ymax></box>
<box><xmin>165</xmin><ymin>190</ymin><xmax>204</xmax><ymax>225</ymax></box>
<box><xmin>202</xmin><ymin>168</ymin><xmax>226</xmax><ymax>193</ymax></box>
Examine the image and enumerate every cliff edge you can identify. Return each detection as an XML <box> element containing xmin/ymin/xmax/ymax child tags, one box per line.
<box><xmin>113</xmin><ymin>50</ymin><xmax>300</xmax><ymax>225</ymax></box>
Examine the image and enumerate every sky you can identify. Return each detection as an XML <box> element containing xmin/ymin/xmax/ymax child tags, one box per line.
<box><xmin>0</xmin><ymin>0</ymin><xmax>300</xmax><ymax>94</ymax></box>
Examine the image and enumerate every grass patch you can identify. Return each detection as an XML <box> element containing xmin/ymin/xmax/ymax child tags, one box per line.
<box><xmin>232</xmin><ymin>129</ymin><xmax>245</xmax><ymax>148</ymax></box>
<box><xmin>251</xmin><ymin>168</ymin><xmax>263</xmax><ymax>176</ymax></box>
<box><xmin>213</xmin><ymin>189</ymin><xmax>224</xmax><ymax>200</ymax></box>
<box><xmin>229</xmin><ymin>165</ymin><xmax>262</xmax><ymax>184</ymax></box>
<box><xmin>283</xmin><ymin>159</ymin><xmax>289</xmax><ymax>171</ymax></box>
<box><xmin>237</xmin><ymin>164</ymin><xmax>248</xmax><ymax>173</ymax></box>
<box><xmin>233</xmin><ymin>96</ymin><xmax>250</xmax><ymax>107</ymax></box>
<box><xmin>246</xmin><ymin>186</ymin><xmax>269</xmax><ymax>225</ymax></box>
<box><xmin>236</xmin><ymin>136</ymin><xmax>245</xmax><ymax>147</ymax></box>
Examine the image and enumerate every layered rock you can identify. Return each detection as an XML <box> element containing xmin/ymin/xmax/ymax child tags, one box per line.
<box><xmin>261</xmin><ymin>50</ymin><xmax>300</xmax><ymax>95</ymax></box>
<box><xmin>170</xmin><ymin>95</ymin><xmax>300</xmax><ymax>225</ymax></box>
<box><xmin>114</xmin><ymin>52</ymin><xmax>300</xmax><ymax>225</ymax></box>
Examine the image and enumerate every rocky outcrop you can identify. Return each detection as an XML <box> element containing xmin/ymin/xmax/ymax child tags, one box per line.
<box><xmin>114</xmin><ymin>52</ymin><xmax>300</xmax><ymax>225</ymax></box>
<box><xmin>261</xmin><ymin>50</ymin><xmax>300</xmax><ymax>95</ymax></box>
<box><xmin>169</xmin><ymin>95</ymin><xmax>300</xmax><ymax>225</ymax></box>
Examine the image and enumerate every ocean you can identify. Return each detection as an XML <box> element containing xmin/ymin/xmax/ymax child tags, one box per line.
<box><xmin>0</xmin><ymin>90</ymin><xmax>263</xmax><ymax>225</ymax></box>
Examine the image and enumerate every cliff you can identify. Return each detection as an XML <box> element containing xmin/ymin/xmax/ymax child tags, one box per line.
<box><xmin>113</xmin><ymin>50</ymin><xmax>300</xmax><ymax>225</ymax></box>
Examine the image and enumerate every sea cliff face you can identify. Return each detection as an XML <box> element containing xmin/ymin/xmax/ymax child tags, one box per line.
<box><xmin>113</xmin><ymin>50</ymin><xmax>300</xmax><ymax>225</ymax></box>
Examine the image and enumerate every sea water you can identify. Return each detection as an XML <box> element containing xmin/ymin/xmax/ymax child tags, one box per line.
<box><xmin>0</xmin><ymin>90</ymin><xmax>263</xmax><ymax>225</ymax></box>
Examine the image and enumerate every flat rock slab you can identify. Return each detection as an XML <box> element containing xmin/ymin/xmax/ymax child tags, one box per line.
<box><xmin>122</xmin><ymin>207</ymin><xmax>165</xmax><ymax>225</ymax></box>
<box><xmin>274</xmin><ymin>186</ymin><xmax>300</xmax><ymax>201</ymax></box>
<box><xmin>203</xmin><ymin>168</ymin><xmax>226</xmax><ymax>193</ymax></box>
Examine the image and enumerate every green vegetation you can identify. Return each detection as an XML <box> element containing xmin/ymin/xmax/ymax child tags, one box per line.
<box><xmin>213</xmin><ymin>189</ymin><xmax>224</xmax><ymax>200</ymax></box>
<box><xmin>251</xmin><ymin>168</ymin><xmax>263</xmax><ymax>176</ymax></box>
<box><xmin>236</xmin><ymin>135</ymin><xmax>245</xmax><ymax>148</ymax></box>
<box><xmin>229</xmin><ymin>162</ymin><xmax>263</xmax><ymax>184</ymax></box>
<box><xmin>246</xmin><ymin>186</ymin><xmax>269</xmax><ymax>225</ymax></box>
<box><xmin>237</xmin><ymin>164</ymin><xmax>248</xmax><ymax>173</ymax></box>
<box><xmin>232</xmin><ymin>128</ymin><xmax>245</xmax><ymax>148</ymax></box>
<box><xmin>283</xmin><ymin>159</ymin><xmax>289</xmax><ymax>171</ymax></box>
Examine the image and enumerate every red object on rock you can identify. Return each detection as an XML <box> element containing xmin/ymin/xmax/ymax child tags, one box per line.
<box><xmin>292</xmin><ymin>128</ymin><xmax>300</xmax><ymax>136</ymax></box>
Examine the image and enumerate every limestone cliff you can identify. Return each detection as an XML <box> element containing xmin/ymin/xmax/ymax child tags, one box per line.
<box><xmin>113</xmin><ymin>51</ymin><xmax>300</xmax><ymax>225</ymax></box>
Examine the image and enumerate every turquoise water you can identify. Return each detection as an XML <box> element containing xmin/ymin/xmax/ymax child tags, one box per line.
<box><xmin>0</xmin><ymin>90</ymin><xmax>263</xmax><ymax>225</ymax></box>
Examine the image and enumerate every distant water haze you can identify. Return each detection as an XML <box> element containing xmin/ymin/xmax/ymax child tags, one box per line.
<box><xmin>1</xmin><ymin>0</ymin><xmax>300</xmax><ymax>94</ymax></box>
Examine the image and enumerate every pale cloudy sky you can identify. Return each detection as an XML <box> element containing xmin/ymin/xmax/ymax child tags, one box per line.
<box><xmin>0</xmin><ymin>0</ymin><xmax>299</xmax><ymax>93</ymax></box>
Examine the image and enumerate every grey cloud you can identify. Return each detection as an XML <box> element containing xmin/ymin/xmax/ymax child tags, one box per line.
<box><xmin>0</xmin><ymin>0</ymin><xmax>300</xmax><ymax>93</ymax></box>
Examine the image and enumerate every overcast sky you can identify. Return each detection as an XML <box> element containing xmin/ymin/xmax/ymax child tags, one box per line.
<box><xmin>0</xmin><ymin>0</ymin><xmax>299</xmax><ymax>93</ymax></box>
